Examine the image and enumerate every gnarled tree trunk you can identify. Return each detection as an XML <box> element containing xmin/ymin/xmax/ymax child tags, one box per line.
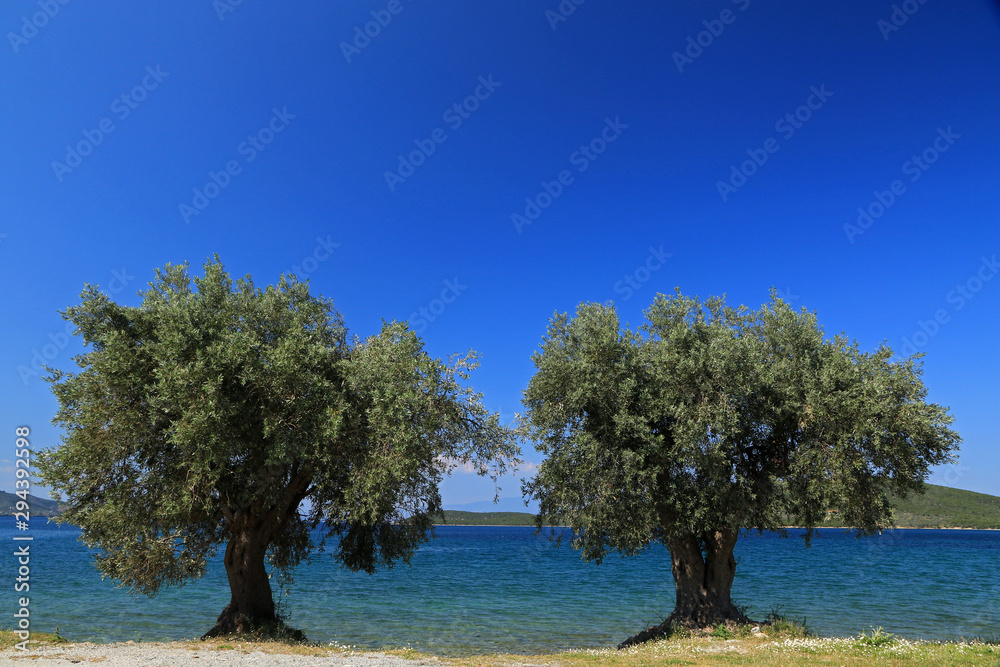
<box><xmin>620</xmin><ymin>527</ymin><xmax>750</xmax><ymax>647</ymax></box>
<box><xmin>203</xmin><ymin>470</ymin><xmax>314</xmax><ymax>639</ymax></box>
<box><xmin>204</xmin><ymin>526</ymin><xmax>277</xmax><ymax>637</ymax></box>
<box><xmin>666</xmin><ymin>528</ymin><xmax>747</xmax><ymax>627</ymax></box>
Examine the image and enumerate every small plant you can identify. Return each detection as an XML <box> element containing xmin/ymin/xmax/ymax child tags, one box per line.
<box><xmin>857</xmin><ymin>626</ymin><xmax>898</xmax><ymax>647</ymax></box>
<box><xmin>710</xmin><ymin>623</ymin><xmax>735</xmax><ymax>640</ymax></box>
<box><xmin>765</xmin><ymin>604</ymin><xmax>786</xmax><ymax>624</ymax></box>
<box><xmin>762</xmin><ymin>604</ymin><xmax>810</xmax><ymax>637</ymax></box>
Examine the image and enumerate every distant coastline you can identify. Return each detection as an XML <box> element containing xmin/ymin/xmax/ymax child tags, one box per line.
<box><xmin>7</xmin><ymin>483</ymin><xmax>1000</xmax><ymax>530</ymax></box>
<box><xmin>439</xmin><ymin>484</ymin><xmax>1000</xmax><ymax>530</ymax></box>
<box><xmin>435</xmin><ymin>520</ymin><xmax>1000</xmax><ymax>530</ymax></box>
<box><xmin>0</xmin><ymin>491</ymin><xmax>61</xmax><ymax>517</ymax></box>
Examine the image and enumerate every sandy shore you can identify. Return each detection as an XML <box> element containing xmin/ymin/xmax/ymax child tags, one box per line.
<box><xmin>0</xmin><ymin>641</ymin><xmax>444</xmax><ymax>667</ymax></box>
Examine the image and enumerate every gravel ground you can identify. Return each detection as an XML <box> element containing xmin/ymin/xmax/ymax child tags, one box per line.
<box><xmin>0</xmin><ymin>642</ymin><xmax>445</xmax><ymax>666</ymax></box>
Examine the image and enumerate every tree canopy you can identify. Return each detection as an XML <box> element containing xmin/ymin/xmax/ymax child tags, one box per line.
<box><xmin>522</xmin><ymin>290</ymin><xmax>960</xmax><ymax>642</ymax></box>
<box><xmin>37</xmin><ymin>258</ymin><xmax>520</xmax><ymax>637</ymax></box>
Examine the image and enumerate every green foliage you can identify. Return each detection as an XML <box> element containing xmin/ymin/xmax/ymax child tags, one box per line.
<box><xmin>765</xmin><ymin>605</ymin><xmax>811</xmax><ymax>637</ymax></box>
<box><xmin>709</xmin><ymin>624</ymin><xmax>735</xmax><ymax>639</ymax></box>
<box><xmin>764</xmin><ymin>604</ymin><xmax>787</xmax><ymax>624</ymax></box>
<box><xmin>522</xmin><ymin>289</ymin><xmax>960</xmax><ymax>561</ymax></box>
<box><xmin>36</xmin><ymin>258</ymin><xmax>520</xmax><ymax>596</ymax></box>
<box><xmin>857</xmin><ymin>626</ymin><xmax>898</xmax><ymax>647</ymax></box>
<box><xmin>823</xmin><ymin>484</ymin><xmax>1000</xmax><ymax>529</ymax></box>
<box><xmin>0</xmin><ymin>629</ymin><xmax>68</xmax><ymax>649</ymax></box>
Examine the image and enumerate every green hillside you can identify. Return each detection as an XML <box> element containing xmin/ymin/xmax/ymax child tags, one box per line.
<box><xmin>0</xmin><ymin>491</ymin><xmax>62</xmax><ymax>517</ymax></box>
<box><xmin>823</xmin><ymin>483</ymin><xmax>1000</xmax><ymax>529</ymax></box>
<box><xmin>6</xmin><ymin>484</ymin><xmax>997</xmax><ymax>528</ymax></box>
<box><xmin>438</xmin><ymin>510</ymin><xmax>536</xmax><ymax>526</ymax></box>
<box><xmin>440</xmin><ymin>484</ymin><xmax>1000</xmax><ymax>529</ymax></box>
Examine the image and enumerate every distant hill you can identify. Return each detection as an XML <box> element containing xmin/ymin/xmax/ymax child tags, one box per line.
<box><xmin>444</xmin><ymin>497</ymin><xmax>537</xmax><ymax>513</ymax></box>
<box><xmin>440</xmin><ymin>484</ymin><xmax>1000</xmax><ymax>529</ymax></box>
<box><xmin>7</xmin><ymin>484</ymin><xmax>998</xmax><ymax>528</ymax></box>
<box><xmin>823</xmin><ymin>483</ymin><xmax>1000</xmax><ymax>530</ymax></box>
<box><xmin>439</xmin><ymin>510</ymin><xmax>536</xmax><ymax>526</ymax></box>
<box><xmin>0</xmin><ymin>491</ymin><xmax>62</xmax><ymax>517</ymax></box>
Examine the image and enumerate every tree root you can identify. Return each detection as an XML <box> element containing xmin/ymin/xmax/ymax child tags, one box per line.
<box><xmin>202</xmin><ymin>605</ymin><xmax>306</xmax><ymax>642</ymax></box>
<box><xmin>617</xmin><ymin>608</ymin><xmax>755</xmax><ymax>649</ymax></box>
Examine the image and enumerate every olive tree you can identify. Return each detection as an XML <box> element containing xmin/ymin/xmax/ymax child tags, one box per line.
<box><xmin>37</xmin><ymin>258</ymin><xmax>519</xmax><ymax>638</ymax></box>
<box><xmin>522</xmin><ymin>290</ymin><xmax>959</xmax><ymax>645</ymax></box>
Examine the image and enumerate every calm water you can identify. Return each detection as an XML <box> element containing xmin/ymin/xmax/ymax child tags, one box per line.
<box><xmin>2</xmin><ymin>517</ymin><xmax>998</xmax><ymax>654</ymax></box>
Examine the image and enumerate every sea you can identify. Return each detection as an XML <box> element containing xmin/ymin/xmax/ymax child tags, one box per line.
<box><xmin>2</xmin><ymin>517</ymin><xmax>997</xmax><ymax>655</ymax></box>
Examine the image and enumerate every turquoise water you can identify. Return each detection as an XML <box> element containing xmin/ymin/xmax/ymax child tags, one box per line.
<box><xmin>2</xmin><ymin>517</ymin><xmax>998</xmax><ymax>654</ymax></box>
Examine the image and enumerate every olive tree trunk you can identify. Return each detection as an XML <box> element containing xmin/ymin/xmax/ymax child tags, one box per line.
<box><xmin>203</xmin><ymin>474</ymin><xmax>313</xmax><ymax>639</ymax></box>
<box><xmin>666</xmin><ymin>528</ymin><xmax>747</xmax><ymax>627</ymax></box>
<box><xmin>203</xmin><ymin>527</ymin><xmax>277</xmax><ymax>637</ymax></box>
<box><xmin>619</xmin><ymin>528</ymin><xmax>750</xmax><ymax>647</ymax></box>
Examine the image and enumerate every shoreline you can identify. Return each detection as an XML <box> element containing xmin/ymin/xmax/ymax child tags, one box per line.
<box><xmin>4</xmin><ymin>633</ymin><xmax>997</xmax><ymax>667</ymax></box>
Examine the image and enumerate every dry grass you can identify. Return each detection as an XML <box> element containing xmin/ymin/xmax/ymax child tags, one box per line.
<box><xmin>2</xmin><ymin>628</ymin><xmax>997</xmax><ymax>666</ymax></box>
<box><xmin>499</xmin><ymin>635</ymin><xmax>1000</xmax><ymax>667</ymax></box>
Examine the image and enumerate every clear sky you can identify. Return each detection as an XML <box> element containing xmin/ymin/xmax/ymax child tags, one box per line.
<box><xmin>2</xmin><ymin>0</ymin><xmax>998</xmax><ymax>510</ymax></box>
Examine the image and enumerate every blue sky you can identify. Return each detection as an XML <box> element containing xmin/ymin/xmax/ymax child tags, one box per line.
<box><xmin>2</xmin><ymin>0</ymin><xmax>999</xmax><ymax>510</ymax></box>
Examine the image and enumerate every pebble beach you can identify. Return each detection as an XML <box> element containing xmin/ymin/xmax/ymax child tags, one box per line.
<box><xmin>0</xmin><ymin>642</ymin><xmax>442</xmax><ymax>667</ymax></box>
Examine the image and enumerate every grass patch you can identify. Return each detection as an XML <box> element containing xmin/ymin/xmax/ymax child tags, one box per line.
<box><xmin>187</xmin><ymin>636</ymin><xmax>353</xmax><ymax>658</ymax></box>
<box><xmin>0</xmin><ymin>629</ymin><xmax>69</xmax><ymax>650</ymax></box>
<box><xmin>483</xmin><ymin>636</ymin><xmax>1000</xmax><ymax>667</ymax></box>
<box><xmin>3</xmin><ymin>628</ymin><xmax>998</xmax><ymax>666</ymax></box>
<box><xmin>762</xmin><ymin>604</ymin><xmax>810</xmax><ymax>638</ymax></box>
<box><xmin>709</xmin><ymin>624</ymin><xmax>735</xmax><ymax>640</ymax></box>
